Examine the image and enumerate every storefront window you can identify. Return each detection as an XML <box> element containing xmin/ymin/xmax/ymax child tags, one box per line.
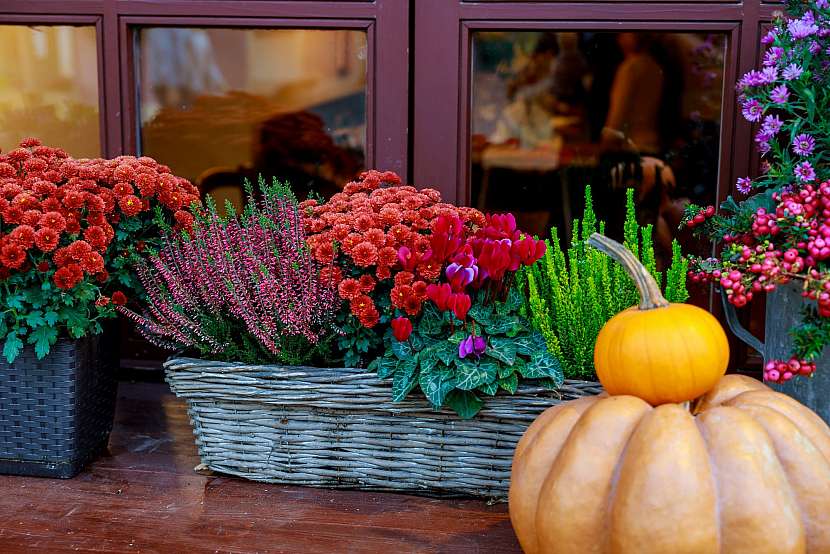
<box><xmin>137</xmin><ymin>27</ymin><xmax>368</xmax><ymax>208</ymax></box>
<box><xmin>471</xmin><ymin>31</ymin><xmax>726</xmax><ymax>266</ymax></box>
<box><xmin>0</xmin><ymin>25</ymin><xmax>100</xmax><ymax>157</ymax></box>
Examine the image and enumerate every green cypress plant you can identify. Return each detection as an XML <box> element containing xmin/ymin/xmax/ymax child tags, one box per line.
<box><xmin>519</xmin><ymin>186</ymin><xmax>688</xmax><ymax>380</ymax></box>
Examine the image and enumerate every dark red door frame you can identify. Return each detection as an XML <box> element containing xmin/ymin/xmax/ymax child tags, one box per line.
<box><xmin>0</xmin><ymin>0</ymin><xmax>409</xmax><ymax>177</ymax></box>
<box><xmin>413</xmin><ymin>0</ymin><xmax>779</xmax><ymax>206</ymax></box>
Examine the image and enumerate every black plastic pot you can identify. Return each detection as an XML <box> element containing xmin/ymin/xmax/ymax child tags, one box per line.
<box><xmin>0</xmin><ymin>334</ymin><xmax>118</xmax><ymax>478</ymax></box>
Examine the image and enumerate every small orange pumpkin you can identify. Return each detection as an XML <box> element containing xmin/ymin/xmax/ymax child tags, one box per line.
<box><xmin>588</xmin><ymin>233</ymin><xmax>729</xmax><ymax>405</ymax></box>
<box><xmin>509</xmin><ymin>375</ymin><xmax>830</xmax><ymax>554</ymax></box>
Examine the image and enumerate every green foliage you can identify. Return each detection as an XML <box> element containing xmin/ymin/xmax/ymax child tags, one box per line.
<box><xmin>0</xmin><ymin>276</ymin><xmax>113</xmax><ymax>364</ymax></box>
<box><xmin>371</xmin><ymin>288</ymin><xmax>563</xmax><ymax>419</ymax></box>
<box><xmin>521</xmin><ymin>186</ymin><xmax>688</xmax><ymax>379</ymax></box>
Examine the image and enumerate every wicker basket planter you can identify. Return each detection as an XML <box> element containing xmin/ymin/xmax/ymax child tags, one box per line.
<box><xmin>165</xmin><ymin>357</ymin><xmax>602</xmax><ymax>498</ymax></box>
<box><xmin>0</xmin><ymin>334</ymin><xmax>118</xmax><ymax>478</ymax></box>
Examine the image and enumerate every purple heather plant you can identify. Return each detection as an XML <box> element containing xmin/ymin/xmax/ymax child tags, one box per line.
<box><xmin>119</xmin><ymin>177</ymin><xmax>340</xmax><ymax>365</ymax></box>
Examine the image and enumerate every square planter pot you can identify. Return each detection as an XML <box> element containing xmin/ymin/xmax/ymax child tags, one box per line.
<box><xmin>0</xmin><ymin>334</ymin><xmax>118</xmax><ymax>478</ymax></box>
<box><xmin>165</xmin><ymin>357</ymin><xmax>602</xmax><ymax>499</ymax></box>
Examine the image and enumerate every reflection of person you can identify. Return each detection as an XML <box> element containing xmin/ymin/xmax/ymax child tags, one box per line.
<box><xmin>144</xmin><ymin>28</ymin><xmax>227</xmax><ymax>109</ymax></box>
<box><xmin>600</xmin><ymin>33</ymin><xmax>664</xmax><ymax>154</ymax></box>
<box><xmin>550</xmin><ymin>32</ymin><xmax>589</xmax><ymax>107</ymax></box>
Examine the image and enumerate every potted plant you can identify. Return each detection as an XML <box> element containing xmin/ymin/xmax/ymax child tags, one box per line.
<box><xmin>685</xmin><ymin>0</ymin><xmax>830</xmax><ymax>421</ymax></box>
<box><xmin>122</xmin><ymin>172</ymin><xmax>602</xmax><ymax>499</ymax></box>
<box><xmin>0</xmin><ymin>138</ymin><xmax>199</xmax><ymax>477</ymax></box>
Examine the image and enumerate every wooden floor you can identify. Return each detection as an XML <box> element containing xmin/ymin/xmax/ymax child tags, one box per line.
<box><xmin>0</xmin><ymin>382</ymin><xmax>520</xmax><ymax>553</ymax></box>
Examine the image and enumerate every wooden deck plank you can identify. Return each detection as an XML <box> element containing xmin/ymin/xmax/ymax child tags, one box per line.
<box><xmin>0</xmin><ymin>382</ymin><xmax>521</xmax><ymax>553</ymax></box>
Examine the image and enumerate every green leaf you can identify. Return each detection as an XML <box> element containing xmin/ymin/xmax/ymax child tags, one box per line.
<box><xmin>486</xmin><ymin>336</ymin><xmax>517</xmax><ymax>365</ymax></box>
<box><xmin>447</xmin><ymin>330</ymin><xmax>466</xmax><ymax>345</ymax></box>
<box><xmin>498</xmin><ymin>373</ymin><xmax>519</xmax><ymax>394</ymax></box>
<box><xmin>6</xmin><ymin>294</ymin><xmax>24</xmax><ymax>310</ymax></box>
<box><xmin>391</xmin><ymin>338</ymin><xmax>414</xmax><ymax>361</ymax></box>
<box><xmin>3</xmin><ymin>332</ymin><xmax>23</xmax><ymax>364</ymax></box>
<box><xmin>455</xmin><ymin>358</ymin><xmax>498</xmax><ymax>390</ymax></box>
<box><xmin>435</xmin><ymin>340</ymin><xmax>458</xmax><ymax>366</ymax></box>
<box><xmin>418</xmin><ymin>363</ymin><xmax>456</xmax><ymax>408</ymax></box>
<box><xmin>501</xmin><ymin>357</ymin><xmax>523</xmax><ymax>378</ymax></box>
<box><xmin>43</xmin><ymin>310</ymin><xmax>59</xmax><ymax>326</ymax></box>
<box><xmin>514</xmin><ymin>331</ymin><xmax>547</xmax><ymax>356</ymax></box>
<box><xmin>522</xmin><ymin>350</ymin><xmax>564</xmax><ymax>387</ymax></box>
<box><xmin>28</xmin><ymin>326</ymin><xmax>58</xmax><ymax>359</ymax></box>
<box><xmin>419</xmin><ymin>344</ymin><xmax>439</xmax><ymax>375</ymax></box>
<box><xmin>496</xmin><ymin>287</ymin><xmax>523</xmax><ymax>316</ymax></box>
<box><xmin>418</xmin><ymin>303</ymin><xmax>445</xmax><ymax>336</ymax></box>
<box><xmin>24</xmin><ymin>310</ymin><xmax>45</xmax><ymax>328</ymax></box>
<box><xmin>468</xmin><ymin>303</ymin><xmax>494</xmax><ymax>326</ymax></box>
<box><xmin>392</xmin><ymin>355</ymin><xmax>419</xmax><ymax>401</ymax></box>
<box><xmin>478</xmin><ymin>381</ymin><xmax>499</xmax><ymax>396</ymax></box>
<box><xmin>58</xmin><ymin>306</ymin><xmax>89</xmax><ymax>339</ymax></box>
<box><xmin>485</xmin><ymin>315</ymin><xmax>521</xmax><ymax>335</ymax></box>
<box><xmin>445</xmin><ymin>390</ymin><xmax>484</xmax><ymax>419</ymax></box>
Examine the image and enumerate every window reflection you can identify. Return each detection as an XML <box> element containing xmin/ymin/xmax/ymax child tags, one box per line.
<box><xmin>138</xmin><ymin>28</ymin><xmax>367</xmax><ymax>209</ymax></box>
<box><xmin>471</xmin><ymin>31</ymin><xmax>726</xmax><ymax>267</ymax></box>
<box><xmin>0</xmin><ymin>25</ymin><xmax>100</xmax><ymax>157</ymax></box>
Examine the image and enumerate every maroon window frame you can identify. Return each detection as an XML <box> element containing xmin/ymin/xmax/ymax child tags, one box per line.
<box><xmin>0</xmin><ymin>0</ymin><xmax>409</xmax><ymax>177</ymax></box>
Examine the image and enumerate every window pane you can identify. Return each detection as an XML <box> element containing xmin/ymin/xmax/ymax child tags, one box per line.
<box><xmin>0</xmin><ymin>25</ymin><xmax>100</xmax><ymax>157</ymax></box>
<box><xmin>471</xmin><ymin>31</ymin><xmax>726</xmax><ymax>266</ymax></box>
<box><xmin>137</xmin><ymin>27</ymin><xmax>367</xmax><ymax>207</ymax></box>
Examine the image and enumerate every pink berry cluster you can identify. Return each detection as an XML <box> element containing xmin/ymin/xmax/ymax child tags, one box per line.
<box><xmin>764</xmin><ymin>358</ymin><xmax>816</xmax><ymax>384</ymax></box>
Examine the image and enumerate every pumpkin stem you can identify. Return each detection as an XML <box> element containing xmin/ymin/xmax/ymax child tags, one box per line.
<box><xmin>587</xmin><ymin>233</ymin><xmax>669</xmax><ymax>310</ymax></box>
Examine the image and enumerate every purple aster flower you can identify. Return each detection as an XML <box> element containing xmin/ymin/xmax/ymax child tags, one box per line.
<box><xmin>758</xmin><ymin>141</ymin><xmax>772</xmax><ymax>155</ymax></box>
<box><xmin>458</xmin><ymin>334</ymin><xmax>486</xmax><ymax>360</ymax></box>
<box><xmin>760</xmin><ymin>66</ymin><xmax>779</xmax><ymax>83</ymax></box>
<box><xmin>793</xmin><ymin>133</ymin><xmax>816</xmax><ymax>156</ymax></box>
<box><xmin>818</xmin><ymin>0</ymin><xmax>829</xmax><ymax>8</ymax></box>
<box><xmin>737</xmin><ymin>70</ymin><xmax>766</xmax><ymax>88</ymax></box>
<box><xmin>795</xmin><ymin>161</ymin><xmax>817</xmax><ymax>182</ymax></box>
<box><xmin>783</xmin><ymin>63</ymin><xmax>804</xmax><ymax>80</ymax></box>
<box><xmin>770</xmin><ymin>84</ymin><xmax>790</xmax><ymax>104</ymax></box>
<box><xmin>741</xmin><ymin>98</ymin><xmax>764</xmax><ymax>121</ymax></box>
<box><xmin>763</xmin><ymin>47</ymin><xmax>784</xmax><ymax>67</ymax></box>
<box><xmin>789</xmin><ymin>17</ymin><xmax>819</xmax><ymax>39</ymax></box>
<box><xmin>810</xmin><ymin>40</ymin><xmax>822</xmax><ymax>54</ymax></box>
<box><xmin>761</xmin><ymin>30</ymin><xmax>777</xmax><ymax>45</ymax></box>
<box><xmin>755</xmin><ymin>128</ymin><xmax>774</xmax><ymax>144</ymax></box>
<box><xmin>736</xmin><ymin>177</ymin><xmax>753</xmax><ymax>195</ymax></box>
<box><xmin>762</xmin><ymin>114</ymin><xmax>784</xmax><ymax>134</ymax></box>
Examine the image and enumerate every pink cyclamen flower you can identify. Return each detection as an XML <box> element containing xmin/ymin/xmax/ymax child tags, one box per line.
<box><xmin>458</xmin><ymin>334</ymin><xmax>486</xmax><ymax>360</ymax></box>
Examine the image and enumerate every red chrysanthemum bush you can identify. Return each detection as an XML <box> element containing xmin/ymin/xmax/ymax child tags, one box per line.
<box><xmin>301</xmin><ymin>170</ymin><xmax>486</xmax><ymax>364</ymax></box>
<box><xmin>0</xmin><ymin>138</ymin><xmax>200</xmax><ymax>362</ymax></box>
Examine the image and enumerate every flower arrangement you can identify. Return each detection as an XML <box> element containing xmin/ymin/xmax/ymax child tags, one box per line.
<box><xmin>302</xmin><ymin>170</ymin><xmax>557</xmax><ymax>418</ymax></box>
<box><xmin>685</xmin><ymin>0</ymin><xmax>830</xmax><ymax>382</ymax></box>
<box><xmin>520</xmin><ymin>186</ymin><xmax>688</xmax><ymax>380</ymax></box>
<box><xmin>0</xmin><ymin>138</ymin><xmax>199</xmax><ymax>362</ymax></box>
<box><xmin>118</xmin><ymin>177</ymin><xmax>339</xmax><ymax>366</ymax></box>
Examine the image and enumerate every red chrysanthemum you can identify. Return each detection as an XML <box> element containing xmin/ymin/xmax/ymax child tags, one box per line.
<box><xmin>36</xmin><ymin>261</ymin><xmax>50</xmax><ymax>272</ymax></box>
<box><xmin>390</xmin><ymin>285</ymin><xmax>414</xmax><ymax>309</ymax></box>
<box><xmin>2</xmin><ymin>205</ymin><xmax>23</xmax><ymax>224</ymax></box>
<box><xmin>83</xmin><ymin>226</ymin><xmax>109</xmax><ymax>252</ymax></box>
<box><xmin>96</xmin><ymin>270</ymin><xmax>109</xmax><ymax>283</ymax></box>
<box><xmin>53</xmin><ymin>264</ymin><xmax>83</xmax><ymax>290</ymax></box>
<box><xmin>394</xmin><ymin>271</ymin><xmax>415</xmax><ymax>287</ymax></box>
<box><xmin>338</xmin><ymin>278</ymin><xmax>362</xmax><ymax>300</ymax></box>
<box><xmin>364</xmin><ymin>228</ymin><xmax>386</xmax><ymax>248</ymax></box>
<box><xmin>34</xmin><ymin>228</ymin><xmax>59</xmax><ymax>252</ymax></box>
<box><xmin>38</xmin><ymin>211</ymin><xmax>67</xmax><ymax>232</ymax></box>
<box><xmin>118</xmin><ymin>194</ymin><xmax>142</xmax><ymax>217</ymax></box>
<box><xmin>0</xmin><ymin>163</ymin><xmax>16</xmax><ymax>178</ymax></box>
<box><xmin>9</xmin><ymin>225</ymin><xmax>35</xmax><ymax>249</ymax></box>
<box><xmin>417</xmin><ymin>260</ymin><xmax>442</xmax><ymax>281</ymax></box>
<box><xmin>113</xmin><ymin>182</ymin><xmax>134</xmax><ymax>197</ymax></box>
<box><xmin>314</xmin><ymin>242</ymin><xmax>336</xmax><ymax>264</ymax></box>
<box><xmin>21</xmin><ymin>209</ymin><xmax>42</xmax><ymax>227</ymax></box>
<box><xmin>412</xmin><ymin>280</ymin><xmax>428</xmax><ymax>299</ymax></box>
<box><xmin>80</xmin><ymin>251</ymin><xmax>105</xmax><ymax>274</ymax></box>
<box><xmin>0</xmin><ymin>243</ymin><xmax>26</xmax><ymax>269</ymax></box>
<box><xmin>174</xmin><ymin>210</ymin><xmax>194</xmax><ymax>230</ymax></box>
<box><xmin>65</xmin><ymin>216</ymin><xmax>81</xmax><ymax>235</ymax></box>
<box><xmin>19</xmin><ymin>137</ymin><xmax>42</xmax><ymax>148</ymax></box>
<box><xmin>112</xmin><ymin>291</ymin><xmax>128</xmax><ymax>305</ymax></box>
<box><xmin>403</xmin><ymin>295</ymin><xmax>422</xmax><ymax>316</ymax></box>
<box><xmin>357</xmin><ymin>306</ymin><xmax>379</xmax><ymax>328</ymax></box>
<box><xmin>358</xmin><ymin>274</ymin><xmax>376</xmax><ymax>293</ymax></box>
<box><xmin>67</xmin><ymin>240</ymin><xmax>93</xmax><ymax>260</ymax></box>
<box><xmin>350</xmin><ymin>294</ymin><xmax>375</xmax><ymax>318</ymax></box>
<box><xmin>350</xmin><ymin>242</ymin><xmax>378</xmax><ymax>267</ymax></box>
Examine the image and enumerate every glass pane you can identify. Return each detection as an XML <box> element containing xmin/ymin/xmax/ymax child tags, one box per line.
<box><xmin>137</xmin><ymin>27</ymin><xmax>367</xmax><ymax>208</ymax></box>
<box><xmin>0</xmin><ymin>25</ymin><xmax>100</xmax><ymax>157</ymax></box>
<box><xmin>471</xmin><ymin>31</ymin><xmax>726</xmax><ymax>266</ymax></box>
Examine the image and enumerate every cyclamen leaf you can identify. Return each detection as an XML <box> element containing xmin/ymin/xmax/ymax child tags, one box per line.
<box><xmin>485</xmin><ymin>316</ymin><xmax>521</xmax><ymax>335</ymax></box>
<box><xmin>468</xmin><ymin>303</ymin><xmax>494</xmax><ymax>326</ymax></box>
<box><xmin>502</xmin><ymin>357</ymin><xmax>524</xmax><ymax>379</ymax></box>
<box><xmin>419</xmin><ymin>345</ymin><xmax>439</xmax><ymax>375</ymax></box>
<box><xmin>419</xmin><ymin>363</ymin><xmax>456</xmax><ymax>408</ymax></box>
<box><xmin>486</xmin><ymin>336</ymin><xmax>517</xmax><ymax>365</ymax></box>
<box><xmin>435</xmin><ymin>341</ymin><xmax>458</xmax><ymax>366</ymax></box>
<box><xmin>3</xmin><ymin>332</ymin><xmax>23</xmax><ymax>364</ymax></box>
<box><xmin>523</xmin><ymin>350</ymin><xmax>565</xmax><ymax>387</ymax></box>
<box><xmin>498</xmin><ymin>373</ymin><xmax>519</xmax><ymax>394</ymax></box>
<box><xmin>448</xmin><ymin>330</ymin><xmax>466</xmax><ymax>345</ymax></box>
<box><xmin>392</xmin><ymin>355</ymin><xmax>419</xmax><ymax>401</ymax></box>
<box><xmin>478</xmin><ymin>381</ymin><xmax>499</xmax><ymax>396</ymax></box>
<box><xmin>391</xmin><ymin>338</ymin><xmax>414</xmax><ymax>361</ymax></box>
<box><xmin>418</xmin><ymin>304</ymin><xmax>445</xmax><ymax>336</ymax></box>
<box><xmin>445</xmin><ymin>390</ymin><xmax>484</xmax><ymax>420</ymax></box>
<box><xmin>28</xmin><ymin>326</ymin><xmax>58</xmax><ymax>360</ymax></box>
<box><xmin>455</xmin><ymin>358</ymin><xmax>498</xmax><ymax>391</ymax></box>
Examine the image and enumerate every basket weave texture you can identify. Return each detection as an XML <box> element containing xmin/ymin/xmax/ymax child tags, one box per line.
<box><xmin>165</xmin><ymin>357</ymin><xmax>602</xmax><ymax>498</ymax></box>
<box><xmin>0</xmin><ymin>335</ymin><xmax>118</xmax><ymax>478</ymax></box>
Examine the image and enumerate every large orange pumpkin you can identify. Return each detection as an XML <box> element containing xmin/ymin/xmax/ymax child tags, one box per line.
<box><xmin>509</xmin><ymin>374</ymin><xmax>830</xmax><ymax>554</ymax></box>
<box><xmin>588</xmin><ymin>233</ymin><xmax>729</xmax><ymax>405</ymax></box>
